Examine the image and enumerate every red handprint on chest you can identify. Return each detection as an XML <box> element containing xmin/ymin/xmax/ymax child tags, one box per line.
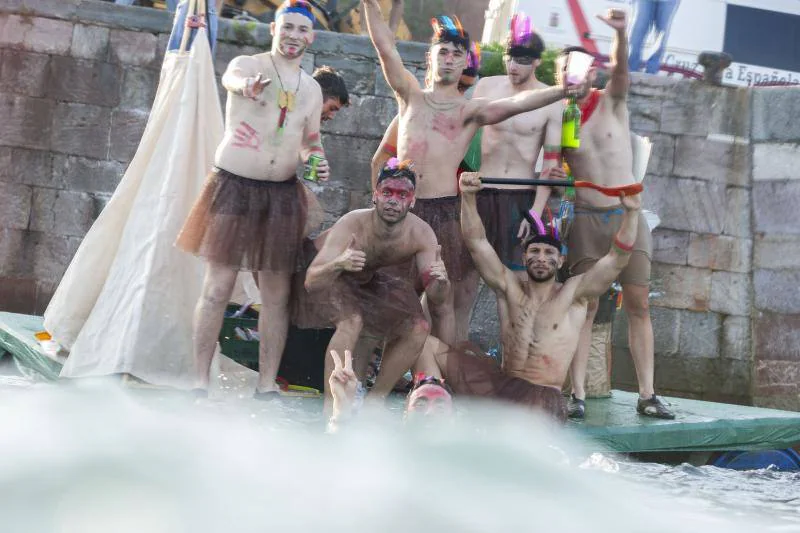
<box><xmin>232</xmin><ymin>121</ymin><xmax>261</xmax><ymax>151</ymax></box>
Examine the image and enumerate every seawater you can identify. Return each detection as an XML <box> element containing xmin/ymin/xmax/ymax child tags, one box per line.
<box><xmin>0</xmin><ymin>375</ymin><xmax>797</xmax><ymax>533</ymax></box>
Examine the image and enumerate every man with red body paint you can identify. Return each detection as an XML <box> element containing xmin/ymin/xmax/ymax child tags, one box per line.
<box><xmin>557</xmin><ymin>9</ymin><xmax>674</xmax><ymax>420</ymax></box>
<box><xmin>301</xmin><ymin>161</ymin><xmax>452</xmax><ymax>407</ymax></box>
<box><xmin>411</xmin><ymin>172</ymin><xmax>644</xmax><ymax>423</ymax></box>
<box><xmin>363</xmin><ymin>0</ymin><xmax>583</xmax><ymax>344</ymax></box>
<box><xmin>176</xmin><ymin>0</ymin><xmax>328</xmax><ymax>399</ymax></box>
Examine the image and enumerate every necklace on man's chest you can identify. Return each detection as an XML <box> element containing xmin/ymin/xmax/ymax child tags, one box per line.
<box><xmin>269</xmin><ymin>54</ymin><xmax>301</xmax><ymax>135</ymax></box>
<box><xmin>423</xmin><ymin>92</ymin><xmax>461</xmax><ymax>112</ymax></box>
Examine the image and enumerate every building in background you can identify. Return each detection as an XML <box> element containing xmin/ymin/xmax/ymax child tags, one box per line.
<box><xmin>482</xmin><ymin>0</ymin><xmax>800</xmax><ymax>87</ymax></box>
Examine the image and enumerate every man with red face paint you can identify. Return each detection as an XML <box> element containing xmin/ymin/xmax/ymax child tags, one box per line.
<box><xmin>176</xmin><ymin>0</ymin><xmax>329</xmax><ymax>400</ymax></box>
<box><xmin>412</xmin><ymin>172</ymin><xmax>643</xmax><ymax>422</ymax></box>
<box><xmin>299</xmin><ymin>160</ymin><xmax>453</xmax><ymax>409</ymax></box>
<box><xmin>326</xmin><ymin>349</ymin><xmax>453</xmax><ymax>432</ymax></box>
<box><xmin>363</xmin><ymin>1</ymin><xmax>584</xmax><ymax>345</ymax></box>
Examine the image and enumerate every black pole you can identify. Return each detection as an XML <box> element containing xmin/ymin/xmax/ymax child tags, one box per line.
<box><xmin>480</xmin><ymin>177</ymin><xmax>574</xmax><ymax>187</ymax></box>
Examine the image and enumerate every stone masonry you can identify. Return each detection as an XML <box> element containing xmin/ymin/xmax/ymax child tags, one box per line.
<box><xmin>1</xmin><ymin>0</ymin><xmax>799</xmax><ymax>409</ymax></box>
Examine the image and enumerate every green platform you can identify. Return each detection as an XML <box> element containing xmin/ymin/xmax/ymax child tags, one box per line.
<box><xmin>570</xmin><ymin>391</ymin><xmax>800</xmax><ymax>453</ymax></box>
<box><xmin>0</xmin><ymin>312</ymin><xmax>63</xmax><ymax>381</ymax></box>
<box><xmin>3</xmin><ymin>312</ymin><xmax>800</xmax><ymax>455</ymax></box>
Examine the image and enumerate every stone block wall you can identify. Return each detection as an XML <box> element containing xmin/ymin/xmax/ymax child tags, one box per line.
<box><xmin>0</xmin><ymin>0</ymin><xmax>423</xmax><ymax>315</ymax></box>
<box><xmin>610</xmin><ymin>76</ymin><xmax>800</xmax><ymax>410</ymax></box>
<box><xmin>1</xmin><ymin>1</ymin><xmax>798</xmax><ymax>409</ymax></box>
<box><xmin>749</xmin><ymin>88</ymin><xmax>800</xmax><ymax>411</ymax></box>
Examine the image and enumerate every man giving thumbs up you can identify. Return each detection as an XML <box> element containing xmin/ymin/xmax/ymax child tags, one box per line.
<box><xmin>302</xmin><ymin>160</ymin><xmax>453</xmax><ymax>409</ymax></box>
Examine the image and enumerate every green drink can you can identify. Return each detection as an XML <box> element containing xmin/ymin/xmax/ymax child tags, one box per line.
<box><xmin>303</xmin><ymin>154</ymin><xmax>324</xmax><ymax>182</ymax></box>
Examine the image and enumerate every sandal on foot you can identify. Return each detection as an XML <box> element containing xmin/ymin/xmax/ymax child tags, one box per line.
<box><xmin>636</xmin><ymin>395</ymin><xmax>675</xmax><ymax>420</ymax></box>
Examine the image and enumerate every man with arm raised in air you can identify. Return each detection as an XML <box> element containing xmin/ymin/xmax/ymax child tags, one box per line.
<box><xmin>558</xmin><ymin>9</ymin><xmax>673</xmax><ymax>420</ymax></box>
<box><xmin>363</xmin><ymin>0</ymin><xmax>582</xmax><ymax>343</ymax></box>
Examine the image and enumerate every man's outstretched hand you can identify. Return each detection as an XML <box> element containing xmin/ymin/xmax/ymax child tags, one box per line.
<box><xmin>243</xmin><ymin>73</ymin><xmax>271</xmax><ymax>100</ymax></box>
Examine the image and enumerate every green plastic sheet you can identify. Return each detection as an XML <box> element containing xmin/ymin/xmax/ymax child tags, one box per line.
<box><xmin>570</xmin><ymin>390</ymin><xmax>800</xmax><ymax>453</ymax></box>
<box><xmin>0</xmin><ymin>312</ymin><xmax>62</xmax><ymax>381</ymax></box>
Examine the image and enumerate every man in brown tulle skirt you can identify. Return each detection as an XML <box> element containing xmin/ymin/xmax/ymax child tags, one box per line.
<box><xmin>176</xmin><ymin>0</ymin><xmax>330</xmax><ymax>399</ymax></box>
<box><xmin>413</xmin><ymin>172</ymin><xmax>644</xmax><ymax>422</ymax></box>
<box><xmin>297</xmin><ymin>160</ymin><xmax>453</xmax><ymax>409</ymax></box>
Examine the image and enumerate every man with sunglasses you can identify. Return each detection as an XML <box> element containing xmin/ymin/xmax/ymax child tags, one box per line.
<box><xmin>472</xmin><ymin>13</ymin><xmax>567</xmax><ymax>271</ymax></box>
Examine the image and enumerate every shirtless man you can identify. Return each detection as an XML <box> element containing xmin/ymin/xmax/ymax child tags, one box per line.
<box><xmin>363</xmin><ymin>0</ymin><xmax>582</xmax><ymax>343</ymax></box>
<box><xmin>413</xmin><ymin>172</ymin><xmax>643</xmax><ymax>422</ymax></box>
<box><xmin>558</xmin><ymin>9</ymin><xmax>674</xmax><ymax>419</ymax></box>
<box><xmin>370</xmin><ymin>43</ymin><xmax>481</xmax><ymax>186</ymax></box>
<box><xmin>302</xmin><ymin>160</ymin><xmax>452</xmax><ymax>405</ymax></box>
<box><xmin>176</xmin><ymin>0</ymin><xmax>329</xmax><ymax>398</ymax></box>
<box><xmin>473</xmin><ymin>13</ymin><xmax>564</xmax><ymax>269</ymax></box>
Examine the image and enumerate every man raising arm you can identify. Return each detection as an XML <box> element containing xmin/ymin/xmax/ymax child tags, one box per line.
<box><xmin>557</xmin><ymin>9</ymin><xmax>673</xmax><ymax>419</ymax></box>
<box><xmin>413</xmin><ymin>173</ymin><xmax>645</xmax><ymax>423</ymax></box>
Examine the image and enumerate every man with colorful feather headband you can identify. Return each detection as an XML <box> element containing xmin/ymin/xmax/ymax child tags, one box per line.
<box><xmin>176</xmin><ymin>0</ymin><xmax>329</xmax><ymax>399</ymax></box>
<box><xmin>370</xmin><ymin>42</ymin><xmax>483</xmax><ymax>190</ymax></box>
<box><xmin>555</xmin><ymin>9</ymin><xmax>674</xmax><ymax>420</ymax></box>
<box><xmin>409</xmin><ymin>171</ymin><xmax>644</xmax><ymax>422</ymax></box>
<box><xmin>362</xmin><ymin>0</ymin><xmax>583</xmax><ymax>345</ymax></box>
<box><xmin>299</xmin><ymin>159</ymin><xmax>453</xmax><ymax>410</ymax></box>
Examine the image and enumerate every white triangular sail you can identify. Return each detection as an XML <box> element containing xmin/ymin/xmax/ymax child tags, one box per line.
<box><xmin>45</xmin><ymin>25</ymin><xmax>223</xmax><ymax>389</ymax></box>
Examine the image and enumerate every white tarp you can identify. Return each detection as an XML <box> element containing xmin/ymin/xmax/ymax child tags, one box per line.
<box><xmin>44</xmin><ymin>27</ymin><xmax>223</xmax><ymax>389</ymax></box>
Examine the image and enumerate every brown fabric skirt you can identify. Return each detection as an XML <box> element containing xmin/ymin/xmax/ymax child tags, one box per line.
<box><xmin>445</xmin><ymin>343</ymin><xmax>567</xmax><ymax>422</ymax></box>
<box><xmin>566</xmin><ymin>203</ymin><xmax>652</xmax><ymax>285</ymax></box>
<box><xmin>176</xmin><ymin>167</ymin><xmax>307</xmax><ymax>272</ymax></box>
<box><xmin>411</xmin><ymin>196</ymin><xmax>474</xmax><ymax>282</ymax></box>
<box><xmin>291</xmin><ymin>240</ymin><xmax>426</xmax><ymax>339</ymax></box>
<box><xmin>476</xmin><ymin>188</ymin><xmax>535</xmax><ymax>271</ymax></box>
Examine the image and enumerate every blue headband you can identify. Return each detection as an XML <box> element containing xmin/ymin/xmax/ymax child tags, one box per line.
<box><xmin>276</xmin><ymin>4</ymin><xmax>315</xmax><ymax>25</ymax></box>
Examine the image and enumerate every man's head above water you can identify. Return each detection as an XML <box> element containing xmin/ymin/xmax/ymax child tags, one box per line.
<box><xmin>428</xmin><ymin>16</ymin><xmax>471</xmax><ymax>87</ymax></box>
<box><xmin>373</xmin><ymin>158</ymin><xmax>417</xmax><ymax>224</ymax></box>
<box><xmin>503</xmin><ymin>12</ymin><xmax>545</xmax><ymax>86</ymax></box>
<box><xmin>405</xmin><ymin>374</ymin><xmax>454</xmax><ymax>421</ymax></box>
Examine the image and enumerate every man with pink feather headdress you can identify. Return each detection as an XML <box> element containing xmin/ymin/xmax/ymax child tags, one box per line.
<box><xmin>473</xmin><ymin>12</ymin><xmax>568</xmax><ymax>271</ymax></box>
<box><xmin>410</xmin><ymin>172</ymin><xmax>644</xmax><ymax>422</ymax></box>
<box><xmin>361</xmin><ymin>0</ymin><xmax>583</xmax><ymax>346</ymax></box>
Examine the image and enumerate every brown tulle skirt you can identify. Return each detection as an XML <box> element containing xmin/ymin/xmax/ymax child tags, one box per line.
<box><xmin>476</xmin><ymin>188</ymin><xmax>535</xmax><ymax>271</ymax></box>
<box><xmin>445</xmin><ymin>343</ymin><xmax>567</xmax><ymax>422</ymax></box>
<box><xmin>290</xmin><ymin>239</ymin><xmax>426</xmax><ymax>338</ymax></box>
<box><xmin>411</xmin><ymin>196</ymin><xmax>474</xmax><ymax>281</ymax></box>
<box><xmin>176</xmin><ymin>167</ymin><xmax>307</xmax><ymax>272</ymax></box>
